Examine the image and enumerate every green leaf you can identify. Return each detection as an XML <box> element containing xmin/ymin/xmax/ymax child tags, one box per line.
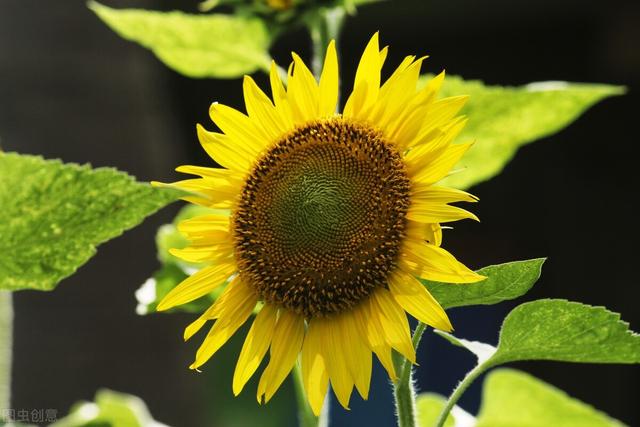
<box><xmin>434</xmin><ymin>300</ymin><xmax>639</xmax><ymax>425</ymax></box>
<box><xmin>135</xmin><ymin>204</ymin><xmax>227</xmax><ymax>315</ymax></box>
<box><xmin>89</xmin><ymin>2</ymin><xmax>272</xmax><ymax>78</ymax></box>
<box><xmin>492</xmin><ymin>299</ymin><xmax>640</xmax><ymax>365</ymax></box>
<box><xmin>424</xmin><ymin>258</ymin><xmax>545</xmax><ymax>309</ymax></box>
<box><xmin>476</xmin><ymin>369</ymin><xmax>626</xmax><ymax>427</ymax></box>
<box><xmin>0</xmin><ymin>152</ymin><xmax>179</xmax><ymax>291</ymax></box>
<box><xmin>438</xmin><ymin>299</ymin><xmax>640</xmax><ymax>366</ymax></box>
<box><xmin>416</xmin><ymin>393</ymin><xmax>458</xmax><ymax>427</ymax></box>
<box><xmin>422</xmin><ymin>75</ymin><xmax>625</xmax><ymax>190</ymax></box>
<box><xmin>51</xmin><ymin>389</ymin><xmax>169</xmax><ymax>427</ymax></box>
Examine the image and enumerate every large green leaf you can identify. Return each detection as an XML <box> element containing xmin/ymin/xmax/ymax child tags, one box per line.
<box><xmin>423</xmin><ymin>75</ymin><xmax>625</xmax><ymax>190</ymax></box>
<box><xmin>51</xmin><ymin>389</ymin><xmax>169</xmax><ymax>427</ymax></box>
<box><xmin>438</xmin><ymin>299</ymin><xmax>640</xmax><ymax>366</ymax></box>
<box><xmin>476</xmin><ymin>369</ymin><xmax>625</xmax><ymax>427</ymax></box>
<box><xmin>0</xmin><ymin>152</ymin><xmax>179</xmax><ymax>291</ymax></box>
<box><xmin>418</xmin><ymin>370</ymin><xmax>625</xmax><ymax>427</ymax></box>
<box><xmin>492</xmin><ymin>299</ymin><xmax>640</xmax><ymax>365</ymax></box>
<box><xmin>424</xmin><ymin>258</ymin><xmax>544</xmax><ymax>309</ymax></box>
<box><xmin>89</xmin><ymin>2</ymin><xmax>272</xmax><ymax>78</ymax></box>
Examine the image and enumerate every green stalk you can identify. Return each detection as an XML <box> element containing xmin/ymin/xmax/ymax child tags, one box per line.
<box><xmin>435</xmin><ymin>363</ymin><xmax>487</xmax><ymax>427</ymax></box>
<box><xmin>0</xmin><ymin>291</ymin><xmax>13</xmax><ymax>409</ymax></box>
<box><xmin>392</xmin><ymin>322</ymin><xmax>428</xmax><ymax>427</ymax></box>
<box><xmin>292</xmin><ymin>361</ymin><xmax>328</xmax><ymax>427</ymax></box>
<box><xmin>307</xmin><ymin>7</ymin><xmax>346</xmax><ymax>78</ymax></box>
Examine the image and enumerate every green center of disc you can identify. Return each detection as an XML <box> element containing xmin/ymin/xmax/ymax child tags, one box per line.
<box><xmin>267</xmin><ymin>143</ymin><xmax>371</xmax><ymax>260</ymax></box>
<box><xmin>233</xmin><ymin>118</ymin><xmax>410</xmax><ymax>317</ymax></box>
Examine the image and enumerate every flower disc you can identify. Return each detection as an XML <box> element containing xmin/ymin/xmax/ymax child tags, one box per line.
<box><xmin>234</xmin><ymin>118</ymin><xmax>411</xmax><ymax>317</ymax></box>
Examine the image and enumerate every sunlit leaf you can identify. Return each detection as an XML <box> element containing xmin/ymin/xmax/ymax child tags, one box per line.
<box><xmin>423</xmin><ymin>258</ymin><xmax>545</xmax><ymax>309</ymax></box>
<box><xmin>89</xmin><ymin>2</ymin><xmax>272</xmax><ymax>78</ymax></box>
<box><xmin>420</xmin><ymin>75</ymin><xmax>625</xmax><ymax>190</ymax></box>
<box><xmin>438</xmin><ymin>299</ymin><xmax>640</xmax><ymax>365</ymax></box>
<box><xmin>0</xmin><ymin>153</ymin><xmax>179</xmax><ymax>291</ymax></box>
<box><xmin>492</xmin><ymin>299</ymin><xmax>640</xmax><ymax>365</ymax></box>
<box><xmin>51</xmin><ymin>389</ymin><xmax>169</xmax><ymax>427</ymax></box>
<box><xmin>416</xmin><ymin>393</ymin><xmax>458</xmax><ymax>427</ymax></box>
<box><xmin>476</xmin><ymin>369</ymin><xmax>626</xmax><ymax>427</ymax></box>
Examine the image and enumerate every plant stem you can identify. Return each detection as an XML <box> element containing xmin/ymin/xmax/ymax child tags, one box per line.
<box><xmin>308</xmin><ymin>7</ymin><xmax>346</xmax><ymax>78</ymax></box>
<box><xmin>292</xmin><ymin>361</ymin><xmax>328</xmax><ymax>427</ymax></box>
<box><xmin>0</xmin><ymin>291</ymin><xmax>13</xmax><ymax>409</ymax></box>
<box><xmin>435</xmin><ymin>363</ymin><xmax>487</xmax><ymax>427</ymax></box>
<box><xmin>392</xmin><ymin>322</ymin><xmax>428</xmax><ymax>427</ymax></box>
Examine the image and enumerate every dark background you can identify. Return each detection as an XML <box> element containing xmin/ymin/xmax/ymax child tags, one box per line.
<box><xmin>1</xmin><ymin>0</ymin><xmax>639</xmax><ymax>426</ymax></box>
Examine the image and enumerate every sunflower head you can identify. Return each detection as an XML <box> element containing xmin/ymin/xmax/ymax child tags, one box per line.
<box><xmin>234</xmin><ymin>118</ymin><xmax>411</xmax><ymax>317</ymax></box>
<box><xmin>155</xmin><ymin>33</ymin><xmax>484</xmax><ymax>415</ymax></box>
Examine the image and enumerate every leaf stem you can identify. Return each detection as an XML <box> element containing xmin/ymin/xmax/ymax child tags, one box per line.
<box><xmin>292</xmin><ymin>361</ymin><xmax>328</xmax><ymax>427</ymax></box>
<box><xmin>0</xmin><ymin>291</ymin><xmax>13</xmax><ymax>409</ymax></box>
<box><xmin>392</xmin><ymin>322</ymin><xmax>428</xmax><ymax>427</ymax></box>
<box><xmin>435</xmin><ymin>363</ymin><xmax>487</xmax><ymax>427</ymax></box>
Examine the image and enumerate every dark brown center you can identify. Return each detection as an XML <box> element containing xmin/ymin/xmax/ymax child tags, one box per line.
<box><xmin>233</xmin><ymin>118</ymin><xmax>410</xmax><ymax>317</ymax></box>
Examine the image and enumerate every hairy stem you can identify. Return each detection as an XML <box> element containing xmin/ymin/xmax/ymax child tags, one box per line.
<box><xmin>392</xmin><ymin>322</ymin><xmax>428</xmax><ymax>427</ymax></box>
<box><xmin>0</xmin><ymin>292</ymin><xmax>13</xmax><ymax>409</ymax></box>
<box><xmin>435</xmin><ymin>363</ymin><xmax>487</xmax><ymax>427</ymax></box>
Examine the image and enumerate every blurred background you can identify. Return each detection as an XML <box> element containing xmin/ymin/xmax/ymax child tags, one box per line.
<box><xmin>1</xmin><ymin>0</ymin><xmax>639</xmax><ymax>425</ymax></box>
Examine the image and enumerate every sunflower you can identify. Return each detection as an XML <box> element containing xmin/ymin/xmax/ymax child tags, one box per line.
<box><xmin>155</xmin><ymin>33</ymin><xmax>484</xmax><ymax>415</ymax></box>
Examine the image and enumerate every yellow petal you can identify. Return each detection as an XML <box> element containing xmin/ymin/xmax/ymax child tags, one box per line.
<box><xmin>178</xmin><ymin>214</ymin><xmax>230</xmax><ymax>232</ymax></box>
<box><xmin>243</xmin><ymin>76</ymin><xmax>287</xmax><ymax>140</ymax></box>
<box><xmin>389</xmin><ymin>269</ymin><xmax>453</xmax><ymax>331</ymax></box>
<box><xmin>209</xmin><ymin>103</ymin><xmax>269</xmax><ymax>155</ymax></box>
<box><xmin>196</xmin><ymin>124</ymin><xmax>252</xmax><ymax>172</ymax></box>
<box><xmin>257</xmin><ymin>309</ymin><xmax>305</xmax><ymax>402</ymax></box>
<box><xmin>336</xmin><ymin>311</ymin><xmax>372</xmax><ymax>399</ymax></box>
<box><xmin>318</xmin><ymin>40</ymin><xmax>339</xmax><ymax>117</ymax></box>
<box><xmin>411</xmin><ymin>185</ymin><xmax>478</xmax><ymax>203</ymax></box>
<box><xmin>270</xmin><ymin>61</ymin><xmax>287</xmax><ymax>105</ymax></box>
<box><xmin>375</xmin><ymin>57</ymin><xmax>426</xmax><ymax>137</ymax></box>
<box><xmin>405</xmin><ymin>220</ymin><xmax>442</xmax><ymax>247</ymax></box>
<box><xmin>343</xmin><ymin>33</ymin><xmax>382</xmax><ymax>118</ymax></box>
<box><xmin>169</xmin><ymin>244</ymin><xmax>233</xmax><ymax>263</ymax></box>
<box><xmin>379</xmin><ymin>45</ymin><xmax>389</xmax><ymax>66</ymax></box>
<box><xmin>354</xmin><ymin>301</ymin><xmax>397</xmax><ymax>381</ymax></box>
<box><xmin>156</xmin><ymin>262</ymin><xmax>235</xmax><ymax>311</ymax></box>
<box><xmin>176</xmin><ymin>215</ymin><xmax>232</xmax><ymax>246</ymax></box>
<box><xmin>407</xmin><ymin>96</ymin><xmax>469</xmax><ymax>150</ymax></box>
<box><xmin>302</xmin><ymin>320</ymin><xmax>330</xmax><ymax>416</ymax></box>
<box><xmin>288</xmin><ymin>53</ymin><xmax>320</xmax><ymax>123</ymax></box>
<box><xmin>183</xmin><ymin>297</ymin><xmax>228</xmax><ymax>342</ymax></box>
<box><xmin>411</xmin><ymin>142</ymin><xmax>474</xmax><ymax>185</ymax></box>
<box><xmin>174</xmin><ymin>164</ymin><xmax>242</xmax><ymax>180</ymax></box>
<box><xmin>183</xmin><ymin>275</ymin><xmax>240</xmax><ymax>341</ymax></box>
<box><xmin>317</xmin><ymin>317</ymin><xmax>354</xmax><ymax>409</ymax></box>
<box><xmin>400</xmin><ymin>240</ymin><xmax>485</xmax><ymax>284</ymax></box>
<box><xmin>370</xmin><ymin>289</ymin><xmax>416</xmax><ymax>363</ymax></box>
<box><xmin>407</xmin><ymin>200</ymin><xmax>479</xmax><ymax>224</ymax></box>
<box><xmin>233</xmin><ymin>304</ymin><xmax>278</xmax><ymax>395</ymax></box>
<box><xmin>190</xmin><ymin>278</ymin><xmax>257</xmax><ymax>370</ymax></box>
